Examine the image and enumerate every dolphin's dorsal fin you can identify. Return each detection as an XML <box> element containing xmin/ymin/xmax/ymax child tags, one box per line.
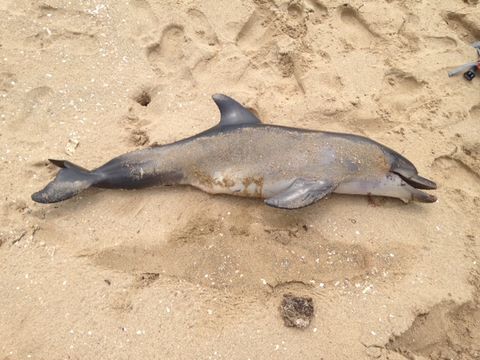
<box><xmin>212</xmin><ymin>94</ymin><xmax>262</xmax><ymax>127</ymax></box>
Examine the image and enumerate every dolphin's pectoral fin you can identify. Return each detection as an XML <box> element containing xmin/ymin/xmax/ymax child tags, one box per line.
<box><xmin>212</xmin><ymin>94</ymin><xmax>262</xmax><ymax>127</ymax></box>
<box><xmin>265</xmin><ymin>179</ymin><xmax>336</xmax><ymax>209</ymax></box>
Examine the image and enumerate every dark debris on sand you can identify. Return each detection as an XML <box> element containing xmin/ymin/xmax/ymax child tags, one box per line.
<box><xmin>280</xmin><ymin>293</ymin><xmax>314</xmax><ymax>329</ymax></box>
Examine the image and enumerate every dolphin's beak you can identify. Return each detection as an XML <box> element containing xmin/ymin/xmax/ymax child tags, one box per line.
<box><xmin>384</xmin><ymin>148</ymin><xmax>437</xmax><ymax>190</ymax></box>
<box><xmin>394</xmin><ymin>172</ymin><xmax>437</xmax><ymax>190</ymax></box>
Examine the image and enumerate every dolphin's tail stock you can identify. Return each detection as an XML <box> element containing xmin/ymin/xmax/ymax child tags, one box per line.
<box><xmin>31</xmin><ymin>159</ymin><xmax>100</xmax><ymax>204</ymax></box>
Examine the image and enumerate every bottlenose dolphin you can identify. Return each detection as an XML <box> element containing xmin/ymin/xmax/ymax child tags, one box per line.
<box><xmin>32</xmin><ymin>94</ymin><xmax>437</xmax><ymax>209</ymax></box>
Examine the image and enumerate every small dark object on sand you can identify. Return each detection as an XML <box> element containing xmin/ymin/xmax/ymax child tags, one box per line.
<box><xmin>280</xmin><ymin>293</ymin><xmax>314</xmax><ymax>329</ymax></box>
<box><xmin>464</xmin><ymin>69</ymin><xmax>476</xmax><ymax>81</ymax></box>
<box><xmin>448</xmin><ymin>41</ymin><xmax>480</xmax><ymax>80</ymax></box>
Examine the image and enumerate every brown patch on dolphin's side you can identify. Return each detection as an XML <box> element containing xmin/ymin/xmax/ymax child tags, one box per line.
<box><xmin>221</xmin><ymin>177</ymin><xmax>236</xmax><ymax>188</ymax></box>
<box><xmin>241</xmin><ymin>176</ymin><xmax>264</xmax><ymax>197</ymax></box>
<box><xmin>192</xmin><ymin>168</ymin><xmax>236</xmax><ymax>189</ymax></box>
<box><xmin>192</xmin><ymin>169</ymin><xmax>214</xmax><ymax>187</ymax></box>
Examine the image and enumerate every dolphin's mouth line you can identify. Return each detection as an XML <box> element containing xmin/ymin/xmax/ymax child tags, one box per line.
<box><xmin>392</xmin><ymin>171</ymin><xmax>437</xmax><ymax>190</ymax></box>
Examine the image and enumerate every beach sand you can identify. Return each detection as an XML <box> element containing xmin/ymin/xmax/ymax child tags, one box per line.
<box><xmin>1</xmin><ymin>0</ymin><xmax>479</xmax><ymax>359</ymax></box>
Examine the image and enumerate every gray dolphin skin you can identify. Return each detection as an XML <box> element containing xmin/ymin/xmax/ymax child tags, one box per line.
<box><xmin>32</xmin><ymin>94</ymin><xmax>437</xmax><ymax>209</ymax></box>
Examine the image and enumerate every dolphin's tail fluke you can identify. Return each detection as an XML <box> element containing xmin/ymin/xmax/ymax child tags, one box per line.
<box><xmin>31</xmin><ymin>160</ymin><xmax>99</xmax><ymax>203</ymax></box>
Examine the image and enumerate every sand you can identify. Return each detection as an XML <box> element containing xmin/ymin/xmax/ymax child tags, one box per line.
<box><xmin>1</xmin><ymin>0</ymin><xmax>479</xmax><ymax>359</ymax></box>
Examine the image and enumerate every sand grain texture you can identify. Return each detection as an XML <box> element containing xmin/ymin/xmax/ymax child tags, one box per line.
<box><xmin>1</xmin><ymin>0</ymin><xmax>479</xmax><ymax>359</ymax></box>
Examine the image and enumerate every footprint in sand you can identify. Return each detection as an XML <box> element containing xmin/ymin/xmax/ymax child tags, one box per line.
<box><xmin>433</xmin><ymin>156</ymin><xmax>480</xmax><ymax>194</ymax></box>
<box><xmin>235</xmin><ymin>3</ymin><xmax>310</xmax><ymax>93</ymax></box>
<box><xmin>424</xmin><ymin>36</ymin><xmax>457</xmax><ymax>51</ymax></box>
<box><xmin>442</xmin><ymin>12</ymin><xmax>480</xmax><ymax>44</ymax></box>
<box><xmin>236</xmin><ymin>0</ymin><xmax>310</xmax><ymax>52</ymax></box>
<box><xmin>128</xmin><ymin>0</ymin><xmax>160</xmax><ymax>46</ymax></box>
<box><xmin>278</xmin><ymin>2</ymin><xmax>308</xmax><ymax>39</ymax></box>
<box><xmin>187</xmin><ymin>9</ymin><xmax>219</xmax><ymax>47</ymax></box>
<box><xmin>305</xmin><ymin>0</ymin><xmax>328</xmax><ymax>25</ymax></box>
<box><xmin>147</xmin><ymin>24</ymin><xmax>186</xmax><ymax>72</ymax></box>
<box><xmin>470</xmin><ymin>103</ymin><xmax>480</xmax><ymax>119</ymax></box>
<box><xmin>146</xmin><ymin>9</ymin><xmax>220</xmax><ymax>78</ymax></box>
<box><xmin>339</xmin><ymin>4</ymin><xmax>378</xmax><ymax>48</ymax></box>
<box><xmin>23</xmin><ymin>29</ymin><xmax>98</xmax><ymax>55</ymax></box>
<box><xmin>386</xmin><ymin>301</ymin><xmax>480</xmax><ymax>360</ymax></box>
<box><xmin>381</xmin><ymin>69</ymin><xmax>426</xmax><ymax>111</ymax></box>
<box><xmin>236</xmin><ymin>10</ymin><xmax>271</xmax><ymax>52</ymax></box>
<box><xmin>185</xmin><ymin>9</ymin><xmax>221</xmax><ymax>75</ymax></box>
<box><xmin>21</xmin><ymin>4</ymin><xmax>99</xmax><ymax>55</ymax></box>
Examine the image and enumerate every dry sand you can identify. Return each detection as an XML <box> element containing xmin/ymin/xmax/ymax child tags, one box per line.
<box><xmin>1</xmin><ymin>0</ymin><xmax>480</xmax><ymax>359</ymax></box>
